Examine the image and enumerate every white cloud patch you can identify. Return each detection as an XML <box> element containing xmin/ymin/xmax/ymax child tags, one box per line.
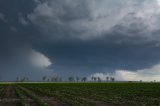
<box><xmin>157</xmin><ymin>0</ymin><xmax>160</xmax><ymax>5</ymax></box>
<box><xmin>29</xmin><ymin>49</ymin><xmax>52</xmax><ymax>68</ymax></box>
<box><xmin>89</xmin><ymin>63</ymin><xmax>160</xmax><ymax>82</ymax></box>
<box><xmin>115</xmin><ymin>63</ymin><xmax>160</xmax><ymax>81</ymax></box>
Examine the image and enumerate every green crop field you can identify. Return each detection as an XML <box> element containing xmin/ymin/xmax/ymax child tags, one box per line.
<box><xmin>0</xmin><ymin>82</ymin><xmax>159</xmax><ymax>106</ymax></box>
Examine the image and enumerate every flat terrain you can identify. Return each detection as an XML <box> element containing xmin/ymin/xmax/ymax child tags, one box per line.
<box><xmin>0</xmin><ymin>82</ymin><xmax>159</xmax><ymax>106</ymax></box>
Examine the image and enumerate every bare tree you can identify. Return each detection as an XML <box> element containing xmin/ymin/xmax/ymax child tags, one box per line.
<box><xmin>112</xmin><ymin>77</ymin><xmax>115</xmax><ymax>82</ymax></box>
<box><xmin>110</xmin><ymin>77</ymin><xmax>115</xmax><ymax>82</ymax></box>
<box><xmin>93</xmin><ymin>77</ymin><xmax>97</xmax><ymax>82</ymax></box>
<box><xmin>68</xmin><ymin>77</ymin><xmax>74</xmax><ymax>82</ymax></box>
<box><xmin>59</xmin><ymin>77</ymin><xmax>62</xmax><ymax>82</ymax></box>
<box><xmin>51</xmin><ymin>76</ymin><xmax>59</xmax><ymax>82</ymax></box>
<box><xmin>16</xmin><ymin>77</ymin><xmax>19</xmax><ymax>82</ymax></box>
<box><xmin>81</xmin><ymin>77</ymin><xmax>87</xmax><ymax>82</ymax></box>
<box><xmin>51</xmin><ymin>77</ymin><xmax>54</xmax><ymax>82</ymax></box>
<box><xmin>76</xmin><ymin>77</ymin><xmax>80</xmax><ymax>82</ymax></box>
<box><xmin>97</xmin><ymin>77</ymin><xmax>101</xmax><ymax>82</ymax></box>
<box><xmin>91</xmin><ymin>76</ymin><xmax>94</xmax><ymax>82</ymax></box>
<box><xmin>47</xmin><ymin>78</ymin><xmax>50</xmax><ymax>82</ymax></box>
<box><xmin>25</xmin><ymin>77</ymin><xmax>29</xmax><ymax>82</ymax></box>
<box><xmin>106</xmin><ymin>77</ymin><xmax>109</xmax><ymax>82</ymax></box>
<box><xmin>20</xmin><ymin>77</ymin><xmax>28</xmax><ymax>82</ymax></box>
<box><xmin>42</xmin><ymin>76</ymin><xmax>46</xmax><ymax>82</ymax></box>
<box><xmin>55</xmin><ymin>76</ymin><xmax>59</xmax><ymax>82</ymax></box>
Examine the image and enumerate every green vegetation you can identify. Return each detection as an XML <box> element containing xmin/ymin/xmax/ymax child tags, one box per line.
<box><xmin>15</xmin><ymin>87</ymin><xmax>28</xmax><ymax>106</ymax></box>
<box><xmin>18</xmin><ymin>86</ymin><xmax>49</xmax><ymax>106</ymax></box>
<box><xmin>17</xmin><ymin>82</ymin><xmax>160</xmax><ymax>106</ymax></box>
<box><xmin>0</xmin><ymin>82</ymin><xmax>159</xmax><ymax>106</ymax></box>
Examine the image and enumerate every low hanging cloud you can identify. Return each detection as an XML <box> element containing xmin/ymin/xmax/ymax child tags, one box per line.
<box><xmin>115</xmin><ymin>63</ymin><xmax>160</xmax><ymax>81</ymax></box>
<box><xmin>89</xmin><ymin>63</ymin><xmax>160</xmax><ymax>82</ymax></box>
<box><xmin>29</xmin><ymin>49</ymin><xmax>52</xmax><ymax>68</ymax></box>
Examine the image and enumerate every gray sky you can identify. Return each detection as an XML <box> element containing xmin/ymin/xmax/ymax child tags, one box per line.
<box><xmin>1</xmin><ymin>0</ymin><xmax>160</xmax><ymax>81</ymax></box>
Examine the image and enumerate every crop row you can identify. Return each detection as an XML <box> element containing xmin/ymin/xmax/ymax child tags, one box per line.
<box><xmin>18</xmin><ymin>86</ymin><xmax>49</xmax><ymax>106</ymax></box>
<box><xmin>18</xmin><ymin>83</ymin><xmax>160</xmax><ymax>106</ymax></box>
<box><xmin>25</xmin><ymin>86</ymin><xmax>96</xmax><ymax>106</ymax></box>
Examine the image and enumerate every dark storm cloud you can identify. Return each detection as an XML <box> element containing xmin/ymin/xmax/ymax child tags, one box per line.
<box><xmin>28</xmin><ymin>0</ymin><xmax>160</xmax><ymax>69</ymax></box>
<box><xmin>0</xmin><ymin>0</ymin><xmax>160</xmax><ymax>81</ymax></box>
<box><xmin>28</xmin><ymin>0</ymin><xmax>159</xmax><ymax>41</ymax></box>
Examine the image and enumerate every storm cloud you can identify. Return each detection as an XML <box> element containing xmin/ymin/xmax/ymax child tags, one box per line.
<box><xmin>0</xmin><ymin>0</ymin><xmax>160</xmax><ymax>81</ymax></box>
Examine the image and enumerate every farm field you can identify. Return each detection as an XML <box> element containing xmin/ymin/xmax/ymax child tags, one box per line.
<box><xmin>0</xmin><ymin>83</ymin><xmax>159</xmax><ymax>106</ymax></box>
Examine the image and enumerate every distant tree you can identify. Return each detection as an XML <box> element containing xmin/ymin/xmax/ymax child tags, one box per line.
<box><xmin>51</xmin><ymin>76</ymin><xmax>58</xmax><ymax>82</ymax></box>
<box><xmin>54</xmin><ymin>76</ymin><xmax>62</xmax><ymax>82</ymax></box>
<box><xmin>106</xmin><ymin>77</ymin><xmax>109</xmax><ymax>82</ymax></box>
<box><xmin>112</xmin><ymin>77</ymin><xmax>115</xmax><ymax>82</ymax></box>
<box><xmin>93</xmin><ymin>77</ymin><xmax>97</xmax><ymax>82</ymax></box>
<box><xmin>68</xmin><ymin>77</ymin><xmax>74</xmax><ymax>82</ymax></box>
<box><xmin>51</xmin><ymin>77</ymin><xmax>54</xmax><ymax>82</ymax></box>
<box><xmin>91</xmin><ymin>76</ymin><xmax>94</xmax><ymax>82</ymax></box>
<box><xmin>47</xmin><ymin>78</ymin><xmax>50</xmax><ymax>82</ymax></box>
<box><xmin>97</xmin><ymin>77</ymin><xmax>101</xmax><ymax>82</ymax></box>
<box><xmin>16</xmin><ymin>77</ymin><xmax>19</xmax><ymax>82</ymax></box>
<box><xmin>20</xmin><ymin>77</ymin><xmax>27</xmax><ymax>82</ymax></box>
<box><xmin>25</xmin><ymin>77</ymin><xmax>29</xmax><ymax>82</ymax></box>
<box><xmin>76</xmin><ymin>77</ymin><xmax>80</xmax><ymax>82</ymax></box>
<box><xmin>82</xmin><ymin>77</ymin><xmax>87</xmax><ymax>82</ymax></box>
<box><xmin>59</xmin><ymin>77</ymin><xmax>62</xmax><ymax>82</ymax></box>
<box><xmin>110</xmin><ymin>77</ymin><xmax>115</xmax><ymax>82</ymax></box>
<box><xmin>55</xmin><ymin>76</ymin><xmax>58</xmax><ymax>82</ymax></box>
<box><xmin>42</xmin><ymin>76</ymin><xmax>46</xmax><ymax>82</ymax></box>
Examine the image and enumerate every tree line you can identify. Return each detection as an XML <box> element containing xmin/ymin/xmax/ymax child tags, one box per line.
<box><xmin>16</xmin><ymin>76</ymin><xmax>115</xmax><ymax>82</ymax></box>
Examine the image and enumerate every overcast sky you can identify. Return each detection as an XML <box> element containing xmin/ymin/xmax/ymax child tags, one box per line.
<box><xmin>1</xmin><ymin>0</ymin><xmax>160</xmax><ymax>81</ymax></box>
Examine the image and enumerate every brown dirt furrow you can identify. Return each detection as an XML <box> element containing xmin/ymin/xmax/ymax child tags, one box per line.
<box><xmin>41</xmin><ymin>96</ymin><xmax>69</xmax><ymax>106</ymax></box>
<box><xmin>25</xmin><ymin>87</ymin><xmax>69</xmax><ymax>106</ymax></box>
<box><xmin>16</xmin><ymin>87</ymin><xmax>38</xmax><ymax>106</ymax></box>
<box><xmin>3</xmin><ymin>85</ymin><xmax>17</xmax><ymax>98</ymax></box>
<box><xmin>79</xmin><ymin>97</ymin><xmax>118</xmax><ymax>106</ymax></box>
<box><xmin>0</xmin><ymin>85</ymin><xmax>20</xmax><ymax>106</ymax></box>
